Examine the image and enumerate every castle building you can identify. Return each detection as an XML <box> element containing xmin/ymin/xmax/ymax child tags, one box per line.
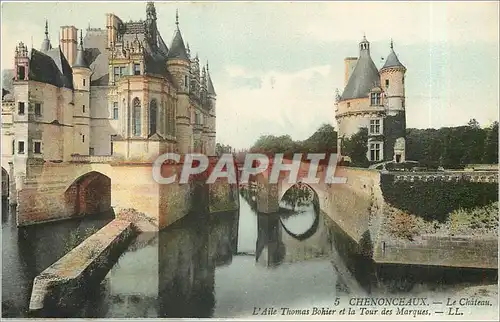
<box><xmin>335</xmin><ymin>36</ymin><xmax>406</xmax><ymax>164</ymax></box>
<box><xmin>2</xmin><ymin>2</ymin><xmax>217</xmax><ymax>181</ymax></box>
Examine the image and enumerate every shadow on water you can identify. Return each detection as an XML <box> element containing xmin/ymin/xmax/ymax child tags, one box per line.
<box><xmin>3</xmin><ymin>183</ymin><xmax>498</xmax><ymax>318</ymax></box>
<box><xmin>1</xmin><ymin>199</ymin><xmax>114</xmax><ymax>318</ymax></box>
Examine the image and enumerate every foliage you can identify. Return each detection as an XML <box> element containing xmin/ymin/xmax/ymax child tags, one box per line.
<box><xmin>341</xmin><ymin>128</ymin><xmax>369</xmax><ymax>167</ymax></box>
<box><xmin>215</xmin><ymin>143</ymin><xmax>233</xmax><ymax>156</ymax></box>
<box><xmin>381</xmin><ymin>173</ymin><xmax>499</xmax><ymax>222</ymax></box>
<box><xmin>281</xmin><ymin>183</ymin><xmax>313</xmax><ymax>210</ymax></box>
<box><xmin>448</xmin><ymin>202</ymin><xmax>498</xmax><ymax>235</ymax></box>
<box><xmin>249</xmin><ymin>123</ymin><xmax>337</xmax><ymax>157</ymax></box>
<box><xmin>388</xmin><ymin>211</ymin><xmax>419</xmax><ymax>241</ymax></box>
<box><xmin>64</xmin><ymin>226</ymin><xmax>100</xmax><ymax>253</ymax></box>
<box><xmin>406</xmin><ymin>119</ymin><xmax>498</xmax><ymax>168</ymax></box>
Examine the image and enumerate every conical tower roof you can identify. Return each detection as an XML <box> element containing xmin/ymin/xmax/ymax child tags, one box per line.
<box><xmin>40</xmin><ymin>20</ymin><xmax>52</xmax><ymax>52</ymax></box>
<box><xmin>341</xmin><ymin>36</ymin><xmax>380</xmax><ymax>101</ymax></box>
<box><xmin>167</xmin><ymin>10</ymin><xmax>189</xmax><ymax>61</ymax></box>
<box><xmin>73</xmin><ymin>30</ymin><xmax>89</xmax><ymax>68</ymax></box>
<box><xmin>381</xmin><ymin>40</ymin><xmax>406</xmax><ymax>71</ymax></box>
<box><xmin>207</xmin><ymin>62</ymin><xmax>216</xmax><ymax>96</ymax></box>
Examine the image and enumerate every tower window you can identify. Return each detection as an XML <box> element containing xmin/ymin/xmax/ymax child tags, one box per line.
<box><xmin>17</xmin><ymin>66</ymin><xmax>26</xmax><ymax>80</ymax></box>
<box><xmin>83</xmin><ymin>78</ymin><xmax>86</xmax><ymax>86</ymax></box>
<box><xmin>369</xmin><ymin>142</ymin><xmax>382</xmax><ymax>162</ymax></box>
<box><xmin>83</xmin><ymin>105</ymin><xmax>86</xmax><ymax>113</ymax></box>
<box><xmin>12</xmin><ymin>140</ymin><xmax>15</xmax><ymax>155</ymax></box>
<box><xmin>370</xmin><ymin>93</ymin><xmax>381</xmax><ymax>106</ymax></box>
<box><xmin>369</xmin><ymin>119</ymin><xmax>381</xmax><ymax>135</ymax></box>
<box><xmin>385</xmin><ymin>79</ymin><xmax>389</xmax><ymax>87</ymax></box>
<box><xmin>18</xmin><ymin>102</ymin><xmax>25</xmax><ymax>115</ymax></box>
<box><xmin>184</xmin><ymin>75</ymin><xmax>188</xmax><ymax>88</ymax></box>
<box><xmin>35</xmin><ymin>103</ymin><xmax>42</xmax><ymax>116</ymax></box>
<box><xmin>82</xmin><ymin>135</ymin><xmax>85</xmax><ymax>143</ymax></box>
<box><xmin>134</xmin><ymin>63</ymin><xmax>141</xmax><ymax>76</ymax></box>
<box><xmin>347</xmin><ymin>102</ymin><xmax>351</xmax><ymax>108</ymax></box>
<box><xmin>34</xmin><ymin>141</ymin><xmax>42</xmax><ymax>154</ymax></box>
<box><xmin>133</xmin><ymin>98</ymin><xmax>141</xmax><ymax>136</ymax></box>
<box><xmin>113</xmin><ymin>102</ymin><xmax>119</xmax><ymax>120</ymax></box>
<box><xmin>18</xmin><ymin>141</ymin><xmax>25</xmax><ymax>154</ymax></box>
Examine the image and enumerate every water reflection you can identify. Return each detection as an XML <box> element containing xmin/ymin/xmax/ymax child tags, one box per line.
<box><xmin>1</xmin><ymin>200</ymin><xmax>114</xmax><ymax>318</ymax></box>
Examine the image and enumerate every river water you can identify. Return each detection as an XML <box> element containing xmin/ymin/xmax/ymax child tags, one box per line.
<box><xmin>2</xmin><ymin>187</ymin><xmax>498</xmax><ymax>319</ymax></box>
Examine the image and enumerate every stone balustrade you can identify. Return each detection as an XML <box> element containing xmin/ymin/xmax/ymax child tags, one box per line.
<box><xmin>391</xmin><ymin>171</ymin><xmax>498</xmax><ymax>183</ymax></box>
<box><xmin>70</xmin><ymin>154</ymin><xmax>114</xmax><ymax>164</ymax></box>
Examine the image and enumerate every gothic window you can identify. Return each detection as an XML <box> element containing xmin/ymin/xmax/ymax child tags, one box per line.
<box><xmin>369</xmin><ymin>142</ymin><xmax>382</xmax><ymax>162</ymax></box>
<box><xmin>17</xmin><ymin>66</ymin><xmax>26</xmax><ymax>80</ymax></box>
<box><xmin>149</xmin><ymin>99</ymin><xmax>157</xmax><ymax>136</ymax></box>
<box><xmin>114</xmin><ymin>67</ymin><xmax>120</xmax><ymax>81</ymax></box>
<box><xmin>370</xmin><ymin>93</ymin><xmax>381</xmax><ymax>106</ymax></box>
<box><xmin>133</xmin><ymin>97</ymin><xmax>141</xmax><ymax>136</ymax></box>
<box><xmin>160</xmin><ymin>101</ymin><xmax>165</xmax><ymax>135</ymax></box>
<box><xmin>134</xmin><ymin>63</ymin><xmax>141</xmax><ymax>76</ymax></box>
<box><xmin>113</xmin><ymin>102</ymin><xmax>118</xmax><ymax>120</ymax></box>
<box><xmin>369</xmin><ymin>119</ymin><xmax>381</xmax><ymax>135</ymax></box>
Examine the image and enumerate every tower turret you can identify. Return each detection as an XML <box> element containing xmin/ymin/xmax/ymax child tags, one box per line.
<box><xmin>166</xmin><ymin>10</ymin><xmax>192</xmax><ymax>153</ymax></box>
<box><xmin>14</xmin><ymin>42</ymin><xmax>29</xmax><ymax>81</ymax></box>
<box><xmin>379</xmin><ymin>40</ymin><xmax>407</xmax><ymax>163</ymax></box>
<box><xmin>206</xmin><ymin>62</ymin><xmax>217</xmax><ymax>156</ymax></box>
<box><xmin>41</xmin><ymin>20</ymin><xmax>52</xmax><ymax>52</ymax></box>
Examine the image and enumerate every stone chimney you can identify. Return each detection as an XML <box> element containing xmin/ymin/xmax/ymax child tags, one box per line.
<box><xmin>344</xmin><ymin>57</ymin><xmax>358</xmax><ymax>87</ymax></box>
<box><xmin>60</xmin><ymin>26</ymin><xmax>78</xmax><ymax>66</ymax></box>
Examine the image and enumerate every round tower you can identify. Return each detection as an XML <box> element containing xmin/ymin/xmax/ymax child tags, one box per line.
<box><xmin>379</xmin><ymin>40</ymin><xmax>407</xmax><ymax>163</ymax></box>
<box><xmin>72</xmin><ymin>30</ymin><xmax>91</xmax><ymax>155</ymax></box>
<box><xmin>206</xmin><ymin>62</ymin><xmax>217</xmax><ymax>156</ymax></box>
<box><xmin>166</xmin><ymin>10</ymin><xmax>192</xmax><ymax>153</ymax></box>
<box><xmin>379</xmin><ymin>40</ymin><xmax>406</xmax><ymax>114</ymax></box>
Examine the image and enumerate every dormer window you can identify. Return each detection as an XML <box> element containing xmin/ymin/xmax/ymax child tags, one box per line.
<box><xmin>134</xmin><ymin>63</ymin><xmax>141</xmax><ymax>76</ymax></box>
<box><xmin>370</xmin><ymin>92</ymin><xmax>381</xmax><ymax>106</ymax></box>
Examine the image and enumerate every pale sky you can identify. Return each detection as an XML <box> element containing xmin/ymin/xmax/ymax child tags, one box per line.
<box><xmin>1</xmin><ymin>1</ymin><xmax>499</xmax><ymax>149</ymax></box>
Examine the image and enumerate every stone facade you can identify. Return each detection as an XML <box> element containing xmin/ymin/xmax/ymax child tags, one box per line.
<box><xmin>335</xmin><ymin>37</ymin><xmax>407</xmax><ymax>164</ymax></box>
<box><xmin>1</xmin><ymin>2</ymin><xmax>218</xmax><ymax>206</ymax></box>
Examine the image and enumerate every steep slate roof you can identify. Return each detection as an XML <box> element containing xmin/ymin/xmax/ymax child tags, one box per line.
<box><xmin>84</xmin><ymin>29</ymin><xmax>109</xmax><ymax>86</ymax></box>
<box><xmin>73</xmin><ymin>33</ymin><xmax>89</xmax><ymax>68</ymax></box>
<box><xmin>207</xmin><ymin>72</ymin><xmax>216</xmax><ymax>96</ymax></box>
<box><xmin>29</xmin><ymin>48</ymin><xmax>74</xmax><ymax>89</ymax></box>
<box><xmin>381</xmin><ymin>46</ymin><xmax>405</xmax><ymax>70</ymax></box>
<box><xmin>167</xmin><ymin>29</ymin><xmax>189</xmax><ymax>61</ymax></box>
<box><xmin>341</xmin><ymin>41</ymin><xmax>380</xmax><ymax>101</ymax></box>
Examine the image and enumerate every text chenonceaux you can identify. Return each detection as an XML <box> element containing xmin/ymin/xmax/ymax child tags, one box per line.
<box><xmin>152</xmin><ymin>153</ymin><xmax>348</xmax><ymax>184</ymax></box>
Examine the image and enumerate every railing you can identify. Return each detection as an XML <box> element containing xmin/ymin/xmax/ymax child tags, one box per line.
<box><xmin>70</xmin><ymin>154</ymin><xmax>114</xmax><ymax>164</ymax></box>
<box><xmin>390</xmin><ymin>171</ymin><xmax>498</xmax><ymax>183</ymax></box>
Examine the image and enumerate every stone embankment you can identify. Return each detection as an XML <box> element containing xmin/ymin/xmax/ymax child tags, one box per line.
<box><xmin>29</xmin><ymin>219</ymin><xmax>138</xmax><ymax>312</ymax></box>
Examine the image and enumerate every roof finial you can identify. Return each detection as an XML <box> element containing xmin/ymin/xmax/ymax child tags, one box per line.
<box><xmin>390</xmin><ymin>38</ymin><xmax>393</xmax><ymax>50</ymax></box>
<box><xmin>206</xmin><ymin>61</ymin><xmax>209</xmax><ymax>72</ymax></box>
<box><xmin>45</xmin><ymin>19</ymin><xmax>49</xmax><ymax>39</ymax></box>
<box><xmin>79</xmin><ymin>29</ymin><xmax>83</xmax><ymax>47</ymax></box>
<box><xmin>175</xmin><ymin>9</ymin><xmax>179</xmax><ymax>29</ymax></box>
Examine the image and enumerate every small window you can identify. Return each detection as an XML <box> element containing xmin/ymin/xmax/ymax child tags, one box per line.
<box><xmin>385</xmin><ymin>79</ymin><xmax>389</xmax><ymax>87</ymax></box>
<box><xmin>18</xmin><ymin>141</ymin><xmax>25</xmax><ymax>154</ymax></box>
<box><xmin>369</xmin><ymin>119</ymin><xmax>381</xmax><ymax>135</ymax></box>
<box><xmin>89</xmin><ymin>147</ymin><xmax>94</xmax><ymax>156</ymax></box>
<box><xmin>114</xmin><ymin>67</ymin><xmax>120</xmax><ymax>81</ymax></box>
<box><xmin>370</xmin><ymin>93</ymin><xmax>381</xmax><ymax>106</ymax></box>
<box><xmin>120</xmin><ymin>66</ymin><xmax>127</xmax><ymax>76</ymax></box>
<box><xmin>402</xmin><ymin>100</ymin><xmax>405</xmax><ymax>108</ymax></box>
<box><xmin>12</xmin><ymin>140</ymin><xmax>15</xmax><ymax>155</ymax></box>
<box><xmin>134</xmin><ymin>63</ymin><xmax>141</xmax><ymax>76</ymax></box>
<box><xmin>83</xmin><ymin>78</ymin><xmax>86</xmax><ymax>86</ymax></box>
<box><xmin>35</xmin><ymin>103</ymin><xmax>42</xmax><ymax>116</ymax></box>
<box><xmin>369</xmin><ymin>142</ymin><xmax>381</xmax><ymax>162</ymax></box>
<box><xmin>18</xmin><ymin>66</ymin><xmax>26</xmax><ymax>80</ymax></box>
<box><xmin>113</xmin><ymin>102</ymin><xmax>118</xmax><ymax>120</ymax></box>
<box><xmin>83</xmin><ymin>105</ymin><xmax>86</xmax><ymax>113</ymax></box>
<box><xmin>82</xmin><ymin>135</ymin><xmax>85</xmax><ymax>143</ymax></box>
<box><xmin>18</xmin><ymin>102</ymin><xmax>25</xmax><ymax>115</ymax></box>
<box><xmin>184</xmin><ymin>75</ymin><xmax>188</xmax><ymax>88</ymax></box>
<box><xmin>34</xmin><ymin>141</ymin><xmax>41</xmax><ymax>154</ymax></box>
<box><xmin>347</xmin><ymin>102</ymin><xmax>351</xmax><ymax>108</ymax></box>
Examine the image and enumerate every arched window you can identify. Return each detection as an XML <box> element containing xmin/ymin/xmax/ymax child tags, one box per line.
<box><xmin>159</xmin><ymin>101</ymin><xmax>165</xmax><ymax>135</ymax></box>
<box><xmin>149</xmin><ymin>99</ymin><xmax>157</xmax><ymax>136</ymax></box>
<box><xmin>133</xmin><ymin>98</ymin><xmax>141</xmax><ymax>136</ymax></box>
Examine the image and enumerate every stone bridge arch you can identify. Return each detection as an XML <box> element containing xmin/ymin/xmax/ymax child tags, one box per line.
<box><xmin>64</xmin><ymin>171</ymin><xmax>112</xmax><ymax>216</ymax></box>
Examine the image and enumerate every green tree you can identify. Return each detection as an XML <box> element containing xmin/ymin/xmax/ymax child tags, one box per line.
<box><xmin>341</xmin><ymin>128</ymin><xmax>369</xmax><ymax>167</ymax></box>
<box><xmin>483</xmin><ymin>121</ymin><xmax>499</xmax><ymax>164</ymax></box>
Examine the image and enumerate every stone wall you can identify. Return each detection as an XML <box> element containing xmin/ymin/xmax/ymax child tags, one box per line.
<box><xmin>29</xmin><ymin>219</ymin><xmax>137</xmax><ymax>314</ymax></box>
<box><xmin>208</xmin><ymin>178</ymin><xmax>239</xmax><ymax>214</ymax></box>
